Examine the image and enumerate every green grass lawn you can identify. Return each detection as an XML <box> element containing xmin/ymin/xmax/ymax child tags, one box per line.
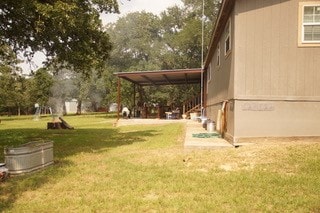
<box><xmin>0</xmin><ymin>114</ymin><xmax>319</xmax><ymax>212</ymax></box>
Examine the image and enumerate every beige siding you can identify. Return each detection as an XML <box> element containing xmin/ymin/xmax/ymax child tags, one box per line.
<box><xmin>234</xmin><ymin>100</ymin><xmax>320</xmax><ymax>139</ymax></box>
<box><xmin>206</xmin><ymin>10</ymin><xmax>235</xmax><ymax>137</ymax></box>
<box><xmin>206</xmin><ymin>0</ymin><xmax>320</xmax><ymax>140</ymax></box>
<box><xmin>234</xmin><ymin>0</ymin><xmax>320</xmax><ymax>99</ymax></box>
<box><xmin>206</xmin><ymin>11</ymin><xmax>235</xmax><ymax>107</ymax></box>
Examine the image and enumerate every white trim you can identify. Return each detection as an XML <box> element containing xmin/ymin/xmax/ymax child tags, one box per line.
<box><xmin>217</xmin><ymin>43</ymin><xmax>221</xmax><ymax>67</ymax></box>
<box><xmin>224</xmin><ymin>19</ymin><xmax>231</xmax><ymax>56</ymax></box>
<box><xmin>298</xmin><ymin>2</ymin><xmax>320</xmax><ymax>47</ymax></box>
<box><xmin>206</xmin><ymin>64</ymin><xmax>211</xmax><ymax>94</ymax></box>
<box><xmin>208</xmin><ymin>64</ymin><xmax>212</xmax><ymax>82</ymax></box>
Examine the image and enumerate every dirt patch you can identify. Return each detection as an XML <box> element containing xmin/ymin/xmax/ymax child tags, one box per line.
<box><xmin>113</xmin><ymin>136</ymin><xmax>320</xmax><ymax>177</ymax></box>
<box><xmin>236</xmin><ymin>136</ymin><xmax>320</xmax><ymax>145</ymax></box>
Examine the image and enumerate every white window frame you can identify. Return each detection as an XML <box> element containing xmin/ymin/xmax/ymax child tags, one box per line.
<box><xmin>224</xmin><ymin>19</ymin><xmax>231</xmax><ymax>56</ymax></box>
<box><xmin>299</xmin><ymin>2</ymin><xmax>320</xmax><ymax>47</ymax></box>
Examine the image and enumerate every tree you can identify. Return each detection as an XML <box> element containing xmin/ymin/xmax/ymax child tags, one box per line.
<box><xmin>105</xmin><ymin>12</ymin><xmax>163</xmax><ymax>107</ymax></box>
<box><xmin>28</xmin><ymin>68</ymin><xmax>54</xmax><ymax>107</ymax></box>
<box><xmin>71</xmin><ymin>71</ymin><xmax>109</xmax><ymax>114</ymax></box>
<box><xmin>159</xmin><ymin>0</ymin><xmax>221</xmax><ymax>69</ymax></box>
<box><xmin>100</xmin><ymin>68</ymin><xmax>118</xmax><ymax>110</ymax></box>
<box><xmin>0</xmin><ymin>0</ymin><xmax>119</xmax><ymax>75</ymax></box>
<box><xmin>70</xmin><ymin>73</ymin><xmax>90</xmax><ymax>115</ymax></box>
<box><xmin>46</xmin><ymin>68</ymin><xmax>77</xmax><ymax>115</ymax></box>
<box><xmin>0</xmin><ymin>67</ymin><xmax>16</xmax><ymax>114</ymax></box>
<box><xmin>106</xmin><ymin>11</ymin><xmax>162</xmax><ymax>71</ymax></box>
<box><xmin>0</xmin><ymin>45</ymin><xmax>30</xmax><ymax>115</ymax></box>
<box><xmin>100</xmin><ymin>1</ymin><xmax>221</xmax><ymax>111</ymax></box>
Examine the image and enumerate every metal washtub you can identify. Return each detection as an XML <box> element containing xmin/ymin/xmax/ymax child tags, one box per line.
<box><xmin>4</xmin><ymin>141</ymin><xmax>53</xmax><ymax>175</ymax></box>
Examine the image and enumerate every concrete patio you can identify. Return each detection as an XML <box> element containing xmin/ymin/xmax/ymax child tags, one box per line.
<box><xmin>183</xmin><ymin>120</ymin><xmax>233</xmax><ymax>149</ymax></box>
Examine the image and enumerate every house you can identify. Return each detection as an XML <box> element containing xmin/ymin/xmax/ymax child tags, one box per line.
<box><xmin>204</xmin><ymin>0</ymin><xmax>320</xmax><ymax>142</ymax></box>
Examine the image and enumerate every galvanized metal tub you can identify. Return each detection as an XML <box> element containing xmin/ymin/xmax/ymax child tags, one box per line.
<box><xmin>4</xmin><ymin>141</ymin><xmax>53</xmax><ymax>175</ymax></box>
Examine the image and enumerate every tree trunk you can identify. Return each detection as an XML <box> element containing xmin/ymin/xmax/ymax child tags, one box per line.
<box><xmin>91</xmin><ymin>101</ymin><xmax>98</xmax><ymax>112</ymax></box>
<box><xmin>138</xmin><ymin>86</ymin><xmax>145</xmax><ymax>106</ymax></box>
<box><xmin>63</xmin><ymin>101</ymin><xmax>67</xmax><ymax>115</ymax></box>
<box><xmin>77</xmin><ymin>100</ymin><xmax>82</xmax><ymax>115</ymax></box>
<box><xmin>8</xmin><ymin>107</ymin><xmax>11</xmax><ymax>116</ymax></box>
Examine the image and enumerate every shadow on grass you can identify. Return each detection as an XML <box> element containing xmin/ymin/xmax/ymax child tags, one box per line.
<box><xmin>0</xmin><ymin>116</ymin><xmax>40</xmax><ymax>121</ymax></box>
<box><xmin>0</xmin><ymin>127</ymin><xmax>159</xmax><ymax>210</ymax></box>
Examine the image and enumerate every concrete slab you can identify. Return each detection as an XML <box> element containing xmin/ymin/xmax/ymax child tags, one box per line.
<box><xmin>184</xmin><ymin>120</ymin><xmax>234</xmax><ymax>149</ymax></box>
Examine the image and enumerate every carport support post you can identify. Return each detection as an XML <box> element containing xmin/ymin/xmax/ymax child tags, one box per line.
<box><xmin>133</xmin><ymin>83</ymin><xmax>136</xmax><ymax>117</ymax></box>
<box><xmin>117</xmin><ymin>78</ymin><xmax>121</xmax><ymax>120</ymax></box>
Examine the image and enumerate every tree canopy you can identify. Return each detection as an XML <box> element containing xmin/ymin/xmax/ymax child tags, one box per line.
<box><xmin>105</xmin><ymin>0</ymin><xmax>221</xmax><ymax>108</ymax></box>
<box><xmin>0</xmin><ymin>0</ymin><xmax>222</xmax><ymax>115</ymax></box>
<box><xmin>0</xmin><ymin>0</ymin><xmax>119</xmax><ymax>75</ymax></box>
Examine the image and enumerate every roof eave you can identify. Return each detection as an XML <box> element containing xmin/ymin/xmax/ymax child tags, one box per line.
<box><xmin>204</xmin><ymin>0</ymin><xmax>236</xmax><ymax>70</ymax></box>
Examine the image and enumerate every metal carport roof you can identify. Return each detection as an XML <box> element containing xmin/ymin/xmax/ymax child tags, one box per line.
<box><xmin>114</xmin><ymin>68</ymin><xmax>202</xmax><ymax>86</ymax></box>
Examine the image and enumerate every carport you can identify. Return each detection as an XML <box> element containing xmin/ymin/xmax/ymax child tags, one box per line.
<box><xmin>114</xmin><ymin>68</ymin><xmax>203</xmax><ymax>120</ymax></box>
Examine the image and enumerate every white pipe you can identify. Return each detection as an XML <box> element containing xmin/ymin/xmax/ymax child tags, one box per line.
<box><xmin>200</xmin><ymin>0</ymin><xmax>205</xmax><ymax>117</ymax></box>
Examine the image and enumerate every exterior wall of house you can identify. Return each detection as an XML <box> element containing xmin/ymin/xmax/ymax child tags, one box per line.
<box><xmin>206</xmin><ymin>8</ymin><xmax>235</xmax><ymax>138</ymax></box>
<box><xmin>232</xmin><ymin>0</ymin><xmax>320</xmax><ymax>140</ymax></box>
<box><xmin>234</xmin><ymin>0</ymin><xmax>320</xmax><ymax>99</ymax></box>
<box><xmin>234</xmin><ymin>100</ymin><xmax>320</xmax><ymax>139</ymax></box>
<box><xmin>206</xmin><ymin>0</ymin><xmax>320</xmax><ymax>141</ymax></box>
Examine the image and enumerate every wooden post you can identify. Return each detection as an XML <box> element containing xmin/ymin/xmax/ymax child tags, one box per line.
<box><xmin>157</xmin><ymin>105</ymin><xmax>161</xmax><ymax>119</ymax></box>
<box><xmin>133</xmin><ymin>83</ymin><xmax>136</xmax><ymax>118</ymax></box>
<box><xmin>117</xmin><ymin>78</ymin><xmax>121</xmax><ymax>120</ymax></box>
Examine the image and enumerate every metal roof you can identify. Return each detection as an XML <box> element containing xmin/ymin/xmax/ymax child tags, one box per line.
<box><xmin>114</xmin><ymin>68</ymin><xmax>202</xmax><ymax>86</ymax></box>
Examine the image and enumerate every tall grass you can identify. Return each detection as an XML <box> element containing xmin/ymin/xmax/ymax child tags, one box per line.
<box><xmin>0</xmin><ymin>114</ymin><xmax>319</xmax><ymax>212</ymax></box>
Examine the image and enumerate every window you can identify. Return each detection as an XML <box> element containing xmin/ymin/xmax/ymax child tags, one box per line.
<box><xmin>217</xmin><ymin>44</ymin><xmax>220</xmax><ymax>67</ymax></box>
<box><xmin>299</xmin><ymin>2</ymin><xmax>320</xmax><ymax>46</ymax></box>
<box><xmin>206</xmin><ymin>64</ymin><xmax>211</xmax><ymax>94</ymax></box>
<box><xmin>224</xmin><ymin>19</ymin><xmax>231</xmax><ymax>55</ymax></box>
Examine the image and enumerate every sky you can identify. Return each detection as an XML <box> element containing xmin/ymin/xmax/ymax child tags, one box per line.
<box><xmin>102</xmin><ymin>0</ymin><xmax>183</xmax><ymax>24</ymax></box>
<box><xmin>19</xmin><ymin>0</ymin><xmax>183</xmax><ymax>74</ymax></box>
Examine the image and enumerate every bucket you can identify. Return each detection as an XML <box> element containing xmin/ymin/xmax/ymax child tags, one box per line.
<box><xmin>207</xmin><ymin>121</ymin><xmax>216</xmax><ymax>133</ymax></box>
<box><xmin>201</xmin><ymin>117</ymin><xmax>208</xmax><ymax>129</ymax></box>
